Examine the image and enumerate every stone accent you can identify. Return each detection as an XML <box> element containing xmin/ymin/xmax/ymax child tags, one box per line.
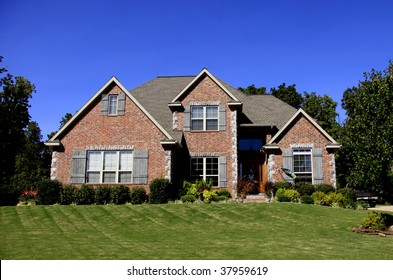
<box><xmin>268</xmin><ymin>154</ymin><xmax>276</xmax><ymax>183</ymax></box>
<box><xmin>164</xmin><ymin>150</ymin><xmax>171</xmax><ymax>181</ymax></box>
<box><xmin>50</xmin><ymin>151</ymin><xmax>58</xmax><ymax>180</ymax></box>
<box><xmin>231</xmin><ymin>110</ymin><xmax>238</xmax><ymax>193</ymax></box>
<box><xmin>329</xmin><ymin>153</ymin><xmax>337</xmax><ymax>188</ymax></box>
<box><xmin>172</xmin><ymin>111</ymin><xmax>178</xmax><ymax>131</ymax></box>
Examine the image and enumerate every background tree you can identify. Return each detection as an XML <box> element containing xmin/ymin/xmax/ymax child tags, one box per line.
<box><xmin>12</xmin><ymin>121</ymin><xmax>51</xmax><ymax>188</ymax></box>
<box><xmin>0</xmin><ymin>56</ymin><xmax>36</xmax><ymax>186</ymax></box>
<box><xmin>270</xmin><ymin>83</ymin><xmax>303</xmax><ymax>109</ymax></box>
<box><xmin>337</xmin><ymin>62</ymin><xmax>393</xmax><ymax>202</ymax></box>
<box><xmin>302</xmin><ymin>92</ymin><xmax>341</xmax><ymax>139</ymax></box>
<box><xmin>47</xmin><ymin>112</ymin><xmax>73</xmax><ymax>140</ymax></box>
<box><xmin>238</xmin><ymin>84</ymin><xmax>267</xmax><ymax>95</ymax></box>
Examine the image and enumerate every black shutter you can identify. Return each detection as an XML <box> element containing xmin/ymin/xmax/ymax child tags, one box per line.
<box><xmin>71</xmin><ymin>150</ymin><xmax>86</xmax><ymax>184</ymax></box>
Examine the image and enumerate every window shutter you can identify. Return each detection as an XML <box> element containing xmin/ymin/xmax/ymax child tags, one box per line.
<box><xmin>117</xmin><ymin>93</ymin><xmax>126</xmax><ymax>115</ymax></box>
<box><xmin>132</xmin><ymin>150</ymin><xmax>148</xmax><ymax>184</ymax></box>
<box><xmin>219</xmin><ymin>156</ymin><xmax>227</xmax><ymax>187</ymax></box>
<box><xmin>71</xmin><ymin>150</ymin><xmax>86</xmax><ymax>184</ymax></box>
<box><xmin>219</xmin><ymin>104</ymin><xmax>226</xmax><ymax>131</ymax></box>
<box><xmin>282</xmin><ymin>148</ymin><xmax>294</xmax><ymax>184</ymax></box>
<box><xmin>313</xmin><ymin>148</ymin><xmax>324</xmax><ymax>184</ymax></box>
<box><xmin>101</xmin><ymin>93</ymin><xmax>109</xmax><ymax>115</ymax></box>
<box><xmin>184</xmin><ymin>105</ymin><xmax>190</xmax><ymax>131</ymax></box>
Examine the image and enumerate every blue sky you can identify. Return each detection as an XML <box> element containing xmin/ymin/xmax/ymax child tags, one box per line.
<box><xmin>1</xmin><ymin>0</ymin><xmax>392</xmax><ymax>139</ymax></box>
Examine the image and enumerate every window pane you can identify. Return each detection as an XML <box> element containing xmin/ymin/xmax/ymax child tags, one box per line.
<box><xmin>206</xmin><ymin>176</ymin><xmax>218</xmax><ymax>186</ymax></box>
<box><xmin>109</xmin><ymin>95</ymin><xmax>118</xmax><ymax>115</ymax></box>
<box><xmin>119</xmin><ymin>151</ymin><xmax>132</xmax><ymax>171</ymax></box>
<box><xmin>104</xmin><ymin>152</ymin><xmax>117</xmax><ymax>171</ymax></box>
<box><xmin>239</xmin><ymin>139</ymin><xmax>263</xmax><ymax>151</ymax></box>
<box><xmin>87</xmin><ymin>172</ymin><xmax>100</xmax><ymax>183</ymax></box>
<box><xmin>206</xmin><ymin>106</ymin><xmax>218</xmax><ymax>118</ymax></box>
<box><xmin>119</xmin><ymin>172</ymin><xmax>132</xmax><ymax>183</ymax></box>
<box><xmin>87</xmin><ymin>152</ymin><xmax>101</xmax><ymax>171</ymax></box>
<box><xmin>206</xmin><ymin>119</ymin><xmax>218</xmax><ymax>130</ymax></box>
<box><xmin>205</xmin><ymin>157</ymin><xmax>218</xmax><ymax>175</ymax></box>
<box><xmin>191</xmin><ymin>119</ymin><xmax>204</xmax><ymax>130</ymax></box>
<box><xmin>191</xmin><ymin>158</ymin><xmax>204</xmax><ymax>176</ymax></box>
<box><xmin>103</xmin><ymin>172</ymin><xmax>116</xmax><ymax>183</ymax></box>
<box><xmin>191</xmin><ymin>107</ymin><xmax>203</xmax><ymax>118</ymax></box>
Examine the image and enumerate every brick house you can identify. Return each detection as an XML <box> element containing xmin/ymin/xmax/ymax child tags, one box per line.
<box><xmin>45</xmin><ymin>69</ymin><xmax>340</xmax><ymax>196</ymax></box>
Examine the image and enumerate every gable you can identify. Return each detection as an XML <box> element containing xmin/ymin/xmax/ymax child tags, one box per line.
<box><xmin>46</xmin><ymin>77</ymin><xmax>174</xmax><ymax>146</ymax></box>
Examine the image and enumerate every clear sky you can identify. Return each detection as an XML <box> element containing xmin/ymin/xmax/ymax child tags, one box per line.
<box><xmin>1</xmin><ymin>0</ymin><xmax>392</xmax><ymax>139</ymax></box>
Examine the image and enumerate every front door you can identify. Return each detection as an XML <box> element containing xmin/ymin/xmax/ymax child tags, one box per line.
<box><xmin>239</xmin><ymin>159</ymin><xmax>266</xmax><ymax>193</ymax></box>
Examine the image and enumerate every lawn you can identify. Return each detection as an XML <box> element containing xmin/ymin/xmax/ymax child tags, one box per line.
<box><xmin>1</xmin><ymin>203</ymin><xmax>392</xmax><ymax>259</ymax></box>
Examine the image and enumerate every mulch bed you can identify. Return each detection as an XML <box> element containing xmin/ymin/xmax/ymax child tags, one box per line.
<box><xmin>352</xmin><ymin>226</ymin><xmax>393</xmax><ymax>236</ymax></box>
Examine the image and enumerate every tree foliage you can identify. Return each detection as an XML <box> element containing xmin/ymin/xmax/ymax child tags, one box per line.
<box><xmin>0</xmin><ymin>57</ymin><xmax>36</xmax><ymax>186</ymax></box>
<box><xmin>302</xmin><ymin>92</ymin><xmax>341</xmax><ymax>139</ymax></box>
<box><xmin>337</xmin><ymin>62</ymin><xmax>393</xmax><ymax>202</ymax></box>
<box><xmin>238</xmin><ymin>84</ymin><xmax>267</xmax><ymax>95</ymax></box>
<box><xmin>270</xmin><ymin>83</ymin><xmax>303</xmax><ymax>109</ymax></box>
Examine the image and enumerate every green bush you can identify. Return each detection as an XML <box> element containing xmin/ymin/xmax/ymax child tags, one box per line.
<box><xmin>110</xmin><ymin>185</ymin><xmax>130</xmax><ymax>204</ymax></box>
<box><xmin>36</xmin><ymin>179</ymin><xmax>61</xmax><ymax>205</ymax></box>
<box><xmin>315</xmin><ymin>184</ymin><xmax>335</xmax><ymax>194</ymax></box>
<box><xmin>338</xmin><ymin>188</ymin><xmax>357</xmax><ymax>201</ymax></box>
<box><xmin>216</xmin><ymin>189</ymin><xmax>232</xmax><ymax>199</ymax></box>
<box><xmin>275</xmin><ymin>188</ymin><xmax>291</xmax><ymax>202</ymax></box>
<box><xmin>360</xmin><ymin>212</ymin><xmax>393</xmax><ymax>230</ymax></box>
<box><xmin>324</xmin><ymin>192</ymin><xmax>345</xmax><ymax>207</ymax></box>
<box><xmin>300</xmin><ymin>195</ymin><xmax>314</xmax><ymax>204</ymax></box>
<box><xmin>130</xmin><ymin>186</ymin><xmax>147</xmax><ymax>204</ymax></box>
<box><xmin>295</xmin><ymin>182</ymin><xmax>315</xmax><ymax>196</ymax></box>
<box><xmin>181</xmin><ymin>194</ymin><xmax>196</xmax><ymax>203</ymax></box>
<box><xmin>95</xmin><ymin>186</ymin><xmax>111</xmax><ymax>205</ymax></box>
<box><xmin>356</xmin><ymin>200</ymin><xmax>370</xmax><ymax>210</ymax></box>
<box><xmin>60</xmin><ymin>185</ymin><xmax>77</xmax><ymax>205</ymax></box>
<box><xmin>202</xmin><ymin>189</ymin><xmax>218</xmax><ymax>203</ymax></box>
<box><xmin>311</xmin><ymin>191</ymin><xmax>326</xmax><ymax>206</ymax></box>
<box><xmin>149</xmin><ymin>178</ymin><xmax>173</xmax><ymax>204</ymax></box>
<box><xmin>272</xmin><ymin>182</ymin><xmax>292</xmax><ymax>194</ymax></box>
<box><xmin>75</xmin><ymin>185</ymin><xmax>95</xmax><ymax>205</ymax></box>
<box><xmin>217</xmin><ymin>195</ymin><xmax>228</xmax><ymax>201</ymax></box>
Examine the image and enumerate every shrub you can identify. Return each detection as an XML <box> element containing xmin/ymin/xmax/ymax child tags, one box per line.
<box><xmin>181</xmin><ymin>180</ymin><xmax>197</xmax><ymax>196</ymax></box>
<box><xmin>149</xmin><ymin>178</ymin><xmax>173</xmax><ymax>204</ymax></box>
<box><xmin>300</xmin><ymin>195</ymin><xmax>314</xmax><ymax>204</ymax></box>
<box><xmin>181</xmin><ymin>194</ymin><xmax>196</xmax><ymax>203</ymax></box>
<box><xmin>202</xmin><ymin>189</ymin><xmax>218</xmax><ymax>203</ymax></box>
<box><xmin>130</xmin><ymin>186</ymin><xmax>147</xmax><ymax>204</ymax></box>
<box><xmin>338</xmin><ymin>188</ymin><xmax>357</xmax><ymax>201</ymax></box>
<box><xmin>272</xmin><ymin>182</ymin><xmax>292</xmax><ymax>193</ymax></box>
<box><xmin>60</xmin><ymin>185</ymin><xmax>77</xmax><ymax>205</ymax></box>
<box><xmin>356</xmin><ymin>200</ymin><xmax>369</xmax><ymax>210</ymax></box>
<box><xmin>237</xmin><ymin>177</ymin><xmax>260</xmax><ymax>196</ymax></box>
<box><xmin>296</xmin><ymin>182</ymin><xmax>315</xmax><ymax>196</ymax></box>
<box><xmin>36</xmin><ymin>179</ymin><xmax>61</xmax><ymax>205</ymax></box>
<box><xmin>216</xmin><ymin>189</ymin><xmax>231</xmax><ymax>199</ymax></box>
<box><xmin>311</xmin><ymin>191</ymin><xmax>326</xmax><ymax>206</ymax></box>
<box><xmin>75</xmin><ymin>185</ymin><xmax>95</xmax><ymax>205</ymax></box>
<box><xmin>0</xmin><ymin>184</ymin><xmax>19</xmax><ymax>206</ymax></box>
<box><xmin>275</xmin><ymin>188</ymin><xmax>291</xmax><ymax>202</ymax></box>
<box><xmin>315</xmin><ymin>184</ymin><xmax>335</xmax><ymax>194</ymax></box>
<box><xmin>360</xmin><ymin>212</ymin><xmax>393</xmax><ymax>230</ymax></box>
<box><xmin>324</xmin><ymin>192</ymin><xmax>345</xmax><ymax>207</ymax></box>
<box><xmin>110</xmin><ymin>185</ymin><xmax>130</xmax><ymax>204</ymax></box>
<box><xmin>95</xmin><ymin>186</ymin><xmax>111</xmax><ymax>205</ymax></box>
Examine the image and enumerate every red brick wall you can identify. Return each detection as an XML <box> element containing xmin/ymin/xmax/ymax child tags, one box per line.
<box><xmin>178</xmin><ymin>75</ymin><xmax>236</xmax><ymax>192</ymax></box>
<box><xmin>54</xmin><ymin>84</ymin><xmax>168</xmax><ymax>186</ymax></box>
<box><xmin>269</xmin><ymin>116</ymin><xmax>336</xmax><ymax>185</ymax></box>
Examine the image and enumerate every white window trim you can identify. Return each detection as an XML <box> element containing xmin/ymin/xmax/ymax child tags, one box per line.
<box><xmin>293</xmin><ymin>148</ymin><xmax>313</xmax><ymax>182</ymax></box>
<box><xmin>191</xmin><ymin>106</ymin><xmax>219</xmax><ymax>131</ymax></box>
<box><xmin>87</xmin><ymin>150</ymin><xmax>133</xmax><ymax>183</ymax></box>
<box><xmin>108</xmin><ymin>95</ymin><xmax>118</xmax><ymax>115</ymax></box>
<box><xmin>190</xmin><ymin>157</ymin><xmax>219</xmax><ymax>186</ymax></box>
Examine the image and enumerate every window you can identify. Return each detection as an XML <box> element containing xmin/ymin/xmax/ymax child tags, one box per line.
<box><xmin>108</xmin><ymin>95</ymin><xmax>118</xmax><ymax>115</ymax></box>
<box><xmin>87</xmin><ymin>151</ymin><xmax>133</xmax><ymax>183</ymax></box>
<box><xmin>191</xmin><ymin>106</ymin><xmax>218</xmax><ymax>131</ymax></box>
<box><xmin>293</xmin><ymin>148</ymin><xmax>312</xmax><ymax>182</ymax></box>
<box><xmin>191</xmin><ymin>157</ymin><xmax>219</xmax><ymax>186</ymax></box>
<box><xmin>239</xmin><ymin>139</ymin><xmax>263</xmax><ymax>151</ymax></box>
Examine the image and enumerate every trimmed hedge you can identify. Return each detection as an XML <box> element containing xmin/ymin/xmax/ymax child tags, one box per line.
<box><xmin>60</xmin><ymin>185</ymin><xmax>77</xmax><ymax>205</ymax></box>
<box><xmin>36</xmin><ymin>179</ymin><xmax>61</xmax><ymax>205</ymax></box>
<box><xmin>130</xmin><ymin>186</ymin><xmax>147</xmax><ymax>204</ymax></box>
<box><xmin>110</xmin><ymin>185</ymin><xmax>130</xmax><ymax>204</ymax></box>
<box><xmin>149</xmin><ymin>178</ymin><xmax>173</xmax><ymax>204</ymax></box>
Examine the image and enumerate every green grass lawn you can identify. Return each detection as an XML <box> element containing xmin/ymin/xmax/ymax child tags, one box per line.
<box><xmin>1</xmin><ymin>203</ymin><xmax>392</xmax><ymax>260</ymax></box>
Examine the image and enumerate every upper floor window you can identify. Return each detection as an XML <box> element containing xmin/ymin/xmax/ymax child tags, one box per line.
<box><xmin>108</xmin><ymin>95</ymin><xmax>118</xmax><ymax>115</ymax></box>
<box><xmin>191</xmin><ymin>106</ymin><xmax>218</xmax><ymax>131</ymax></box>
<box><xmin>293</xmin><ymin>148</ymin><xmax>312</xmax><ymax>182</ymax></box>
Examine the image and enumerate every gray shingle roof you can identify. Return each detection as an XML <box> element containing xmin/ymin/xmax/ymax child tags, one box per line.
<box><xmin>129</xmin><ymin>75</ymin><xmax>297</xmax><ymax>141</ymax></box>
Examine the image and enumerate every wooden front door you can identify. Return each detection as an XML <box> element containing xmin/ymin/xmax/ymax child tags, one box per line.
<box><xmin>239</xmin><ymin>159</ymin><xmax>266</xmax><ymax>193</ymax></box>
